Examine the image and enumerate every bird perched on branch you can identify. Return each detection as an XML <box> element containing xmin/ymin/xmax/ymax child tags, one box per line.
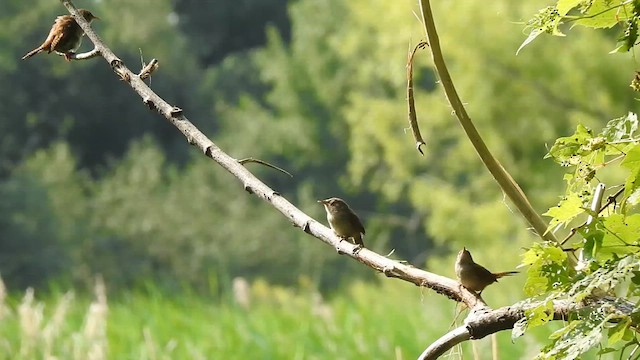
<box><xmin>22</xmin><ymin>9</ymin><xmax>99</xmax><ymax>61</ymax></box>
<box><xmin>455</xmin><ymin>247</ymin><xmax>517</xmax><ymax>294</ymax></box>
<box><xmin>318</xmin><ymin>197</ymin><xmax>365</xmax><ymax>247</ymax></box>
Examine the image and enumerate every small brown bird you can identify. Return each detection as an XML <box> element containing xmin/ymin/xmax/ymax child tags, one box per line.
<box><xmin>455</xmin><ymin>247</ymin><xmax>517</xmax><ymax>293</ymax></box>
<box><xmin>23</xmin><ymin>9</ymin><xmax>99</xmax><ymax>61</ymax></box>
<box><xmin>318</xmin><ymin>197</ymin><xmax>365</xmax><ymax>246</ymax></box>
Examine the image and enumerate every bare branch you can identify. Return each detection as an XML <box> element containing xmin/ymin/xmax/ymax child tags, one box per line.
<box><xmin>138</xmin><ymin>59</ymin><xmax>159</xmax><ymax>80</ymax></box>
<box><xmin>67</xmin><ymin>48</ymin><xmax>101</xmax><ymax>60</ymax></box>
<box><xmin>238</xmin><ymin>158</ymin><xmax>294</xmax><ymax>178</ymax></box>
<box><xmin>418</xmin><ymin>325</ymin><xmax>469</xmax><ymax>360</ymax></box>
<box><xmin>58</xmin><ymin>0</ymin><xmax>482</xmax><ymax>309</ymax></box>
<box><xmin>418</xmin><ymin>296</ymin><xmax>636</xmax><ymax>360</ymax></box>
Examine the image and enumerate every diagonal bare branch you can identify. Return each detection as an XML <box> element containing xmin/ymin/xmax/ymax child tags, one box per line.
<box><xmin>238</xmin><ymin>157</ymin><xmax>294</xmax><ymax>178</ymax></box>
<box><xmin>58</xmin><ymin>0</ymin><xmax>482</xmax><ymax>309</ymax></box>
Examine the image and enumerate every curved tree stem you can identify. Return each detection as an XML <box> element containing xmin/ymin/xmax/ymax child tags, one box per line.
<box><xmin>418</xmin><ymin>0</ymin><xmax>558</xmax><ymax>245</ymax></box>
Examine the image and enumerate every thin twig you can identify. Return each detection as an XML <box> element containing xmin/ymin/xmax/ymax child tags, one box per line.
<box><xmin>67</xmin><ymin>48</ymin><xmax>101</xmax><ymax>60</ymax></box>
<box><xmin>138</xmin><ymin>59</ymin><xmax>159</xmax><ymax>80</ymax></box>
<box><xmin>238</xmin><ymin>158</ymin><xmax>293</xmax><ymax>178</ymax></box>
<box><xmin>407</xmin><ymin>41</ymin><xmax>429</xmax><ymax>155</ymax></box>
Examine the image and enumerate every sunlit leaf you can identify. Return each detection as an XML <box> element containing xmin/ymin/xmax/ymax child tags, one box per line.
<box><xmin>512</xmin><ymin>318</ymin><xmax>528</xmax><ymax>340</ymax></box>
<box><xmin>519</xmin><ymin>6</ymin><xmax>564</xmax><ymax>54</ymax></box>
<box><xmin>517</xmin><ymin>28</ymin><xmax>545</xmax><ymax>55</ymax></box>
<box><xmin>543</xmin><ymin>192</ymin><xmax>585</xmax><ymax>229</ymax></box>
<box><xmin>621</xmin><ymin>144</ymin><xmax>640</xmax><ymax>170</ymax></box>
<box><xmin>556</xmin><ymin>0</ymin><xmax>584</xmax><ymax>16</ymax></box>
<box><xmin>545</xmin><ymin>124</ymin><xmax>594</xmax><ymax>164</ymax></box>
<box><xmin>601</xmin><ymin>112</ymin><xmax>639</xmax><ymax>142</ymax></box>
<box><xmin>607</xmin><ymin>318</ymin><xmax>630</xmax><ymax>345</ymax></box>
<box><xmin>575</xmin><ymin>0</ymin><xmax>631</xmax><ymax>29</ymax></box>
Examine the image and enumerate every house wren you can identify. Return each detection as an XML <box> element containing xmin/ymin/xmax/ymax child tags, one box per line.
<box><xmin>455</xmin><ymin>247</ymin><xmax>517</xmax><ymax>293</ymax></box>
<box><xmin>318</xmin><ymin>197</ymin><xmax>365</xmax><ymax>246</ymax></box>
<box><xmin>23</xmin><ymin>9</ymin><xmax>99</xmax><ymax>61</ymax></box>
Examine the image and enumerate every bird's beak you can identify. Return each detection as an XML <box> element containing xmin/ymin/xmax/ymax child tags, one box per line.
<box><xmin>318</xmin><ymin>199</ymin><xmax>327</xmax><ymax>204</ymax></box>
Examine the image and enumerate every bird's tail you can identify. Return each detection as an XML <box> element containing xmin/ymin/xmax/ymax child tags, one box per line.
<box><xmin>22</xmin><ymin>47</ymin><xmax>44</xmax><ymax>60</ymax></box>
<box><xmin>494</xmin><ymin>271</ymin><xmax>518</xmax><ymax>279</ymax></box>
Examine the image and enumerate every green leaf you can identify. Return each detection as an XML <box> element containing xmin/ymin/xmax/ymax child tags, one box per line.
<box><xmin>521</xmin><ymin>243</ymin><xmax>568</xmax><ymax>266</ymax></box>
<box><xmin>597</xmin><ymin>347</ymin><xmax>618</xmax><ymax>355</ymax></box>
<box><xmin>557</xmin><ymin>0</ymin><xmax>584</xmax><ymax>16</ymax></box>
<box><xmin>524</xmin><ymin>274</ymin><xmax>549</xmax><ymax>295</ymax></box>
<box><xmin>545</xmin><ymin>124</ymin><xmax>594</xmax><ymax>164</ymax></box>
<box><xmin>522</xmin><ymin>244</ymin><xmax>570</xmax><ymax>295</ymax></box>
<box><xmin>521</xmin><ymin>248</ymin><xmax>542</xmax><ymax>266</ymax></box>
<box><xmin>576</xmin><ymin>0</ymin><xmax>631</xmax><ymax>29</ymax></box>
<box><xmin>548</xmin><ymin>319</ymin><xmax>577</xmax><ymax>340</ymax></box>
<box><xmin>541</xmin><ymin>317</ymin><xmax>607</xmax><ymax>359</ymax></box>
<box><xmin>612</xmin><ymin>16</ymin><xmax>639</xmax><ymax>53</ymax></box>
<box><xmin>625</xmin><ymin>166</ymin><xmax>640</xmax><ymax>202</ymax></box>
<box><xmin>607</xmin><ymin>318</ymin><xmax>630</xmax><ymax>345</ymax></box>
<box><xmin>517</xmin><ymin>28</ymin><xmax>545</xmax><ymax>55</ymax></box>
<box><xmin>519</xmin><ymin>6</ymin><xmax>564</xmax><ymax>54</ymax></box>
<box><xmin>526</xmin><ymin>300</ymin><xmax>554</xmax><ymax>331</ymax></box>
<box><xmin>543</xmin><ymin>192</ymin><xmax>585</xmax><ymax>229</ymax></box>
<box><xmin>582</xmin><ymin>228</ymin><xmax>603</xmax><ymax>258</ymax></box>
<box><xmin>597</xmin><ymin>214</ymin><xmax>640</xmax><ymax>257</ymax></box>
<box><xmin>601</xmin><ymin>113</ymin><xmax>639</xmax><ymax>142</ymax></box>
<box><xmin>621</xmin><ymin>145</ymin><xmax>640</xmax><ymax>200</ymax></box>
<box><xmin>621</xmin><ymin>144</ymin><xmax>640</xmax><ymax>170</ymax></box>
<box><xmin>627</xmin><ymin>187</ymin><xmax>640</xmax><ymax>205</ymax></box>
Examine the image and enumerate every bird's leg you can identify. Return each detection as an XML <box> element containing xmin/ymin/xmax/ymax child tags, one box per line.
<box><xmin>334</xmin><ymin>236</ymin><xmax>347</xmax><ymax>255</ymax></box>
<box><xmin>64</xmin><ymin>52</ymin><xmax>76</xmax><ymax>61</ymax></box>
<box><xmin>351</xmin><ymin>243</ymin><xmax>363</xmax><ymax>255</ymax></box>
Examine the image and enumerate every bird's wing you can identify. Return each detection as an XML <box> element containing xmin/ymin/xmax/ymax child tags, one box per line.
<box><xmin>475</xmin><ymin>265</ymin><xmax>495</xmax><ymax>281</ymax></box>
<box><xmin>49</xmin><ymin>16</ymin><xmax>76</xmax><ymax>52</ymax></box>
<box><xmin>349</xmin><ymin>212</ymin><xmax>365</xmax><ymax>235</ymax></box>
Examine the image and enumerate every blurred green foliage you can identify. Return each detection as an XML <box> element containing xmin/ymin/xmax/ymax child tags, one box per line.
<box><xmin>2</xmin><ymin>0</ymin><xmax>640</xmax><ymax>357</ymax></box>
<box><xmin>1</xmin><ymin>0</ymin><xmax>637</xmax><ymax>306</ymax></box>
<box><xmin>0</xmin><ymin>279</ymin><xmax>556</xmax><ymax>359</ymax></box>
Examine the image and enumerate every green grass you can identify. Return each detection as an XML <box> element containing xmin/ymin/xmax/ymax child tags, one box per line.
<box><xmin>0</xmin><ymin>277</ymin><xmax>565</xmax><ymax>359</ymax></box>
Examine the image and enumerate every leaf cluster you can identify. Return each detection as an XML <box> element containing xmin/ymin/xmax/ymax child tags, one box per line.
<box><xmin>520</xmin><ymin>0</ymin><xmax>640</xmax><ymax>54</ymax></box>
<box><xmin>522</xmin><ymin>113</ymin><xmax>640</xmax><ymax>358</ymax></box>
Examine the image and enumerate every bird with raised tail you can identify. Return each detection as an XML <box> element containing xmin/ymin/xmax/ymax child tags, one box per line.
<box><xmin>455</xmin><ymin>247</ymin><xmax>518</xmax><ymax>294</ymax></box>
<box><xmin>318</xmin><ymin>197</ymin><xmax>365</xmax><ymax>247</ymax></box>
<box><xmin>23</xmin><ymin>9</ymin><xmax>99</xmax><ymax>61</ymax></box>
